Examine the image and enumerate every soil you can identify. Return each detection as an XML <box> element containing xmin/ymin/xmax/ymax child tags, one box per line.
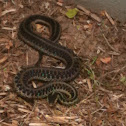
<box><xmin>0</xmin><ymin>0</ymin><xmax>126</xmax><ymax>126</ymax></box>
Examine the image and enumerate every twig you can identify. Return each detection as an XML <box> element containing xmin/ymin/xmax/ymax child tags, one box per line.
<box><xmin>91</xmin><ymin>106</ymin><xmax>105</xmax><ymax>115</ymax></box>
<box><xmin>1</xmin><ymin>8</ymin><xmax>16</xmax><ymax>16</ymax></box>
<box><xmin>2</xmin><ymin>26</ymin><xmax>16</xmax><ymax>31</ymax></box>
<box><xmin>77</xmin><ymin>5</ymin><xmax>102</xmax><ymax>22</ymax></box>
<box><xmin>99</xmin><ymin>64</ymin><xmax>126</xmax><ymax>80</ymax></box>
<box><xmin>102</xmin><ymin>33</ymin><xmax>118</xmax><ymax>52</ymax></box>
<box><xmin>11</xmin><ymin>0</ymin><xmax>16</xmax><ymax>5</ymax></box>
<box><xmin>104</xmin><ymin>11</ymin><xmax>115</xmax><ymax>25</ymax></box>
<box><xmin>57</xmin><ymin>2</ymin><xmax>63</xmax><ymax>6</ymax></box>
<box><xmin>29</xmin><ymin>123</ymin><xmax>50</xmax><ymax>126</ymax></box>
<box><xmin>86</xmin><ymin>79</ymin><xmax>93</xmax><ymax>92</ymax></box>
<box><xmin>104</xmin><ymin>11</ymin><xmax>118</xmax><ymax>31</ymax></box>
<box><xmin>0</xmin><ymin>56</ymin><xmax>8</xmax><ymax>64</ymax></box>
<box><xmin>26</xmin><ymin>52</ymin><xmax>29</xmax><ymax>65</ymax></box>
<box><xmin>108</xmin><ymin>51</ymin><xmax>120</xmax><ymax>56</ymax></box>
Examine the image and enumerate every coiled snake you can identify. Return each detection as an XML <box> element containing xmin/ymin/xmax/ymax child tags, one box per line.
<box><xmin>14</xmin><ymin>15</ymin><xmax>80</xmax><ymax>106</ymax></box>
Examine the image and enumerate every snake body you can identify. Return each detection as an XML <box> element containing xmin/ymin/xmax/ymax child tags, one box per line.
<box><xmin>14</xmin><ymin>15</ymin><xmax>80</xmax><ymax>106</ymax></box>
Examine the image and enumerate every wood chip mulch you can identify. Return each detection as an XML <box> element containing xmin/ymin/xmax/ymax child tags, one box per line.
<box><xmin>0</xmin><ymin>0</ymin><xmax>126</xmax><ymax>125</ymax></box>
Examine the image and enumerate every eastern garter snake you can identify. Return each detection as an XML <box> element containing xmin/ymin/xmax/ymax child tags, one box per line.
<box><xmin>14</xmin><ymin>15</ymin><xmax>80</xmax><ymax>106</ymax></box>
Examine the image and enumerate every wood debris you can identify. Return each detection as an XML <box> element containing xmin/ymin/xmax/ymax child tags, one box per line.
<box><xmin>77</xmin><ymin>5</ymin><xmax>102</xmax><ymax>22</ymax></box>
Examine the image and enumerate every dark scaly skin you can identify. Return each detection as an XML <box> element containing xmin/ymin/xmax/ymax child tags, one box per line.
<box><xmin>14</xmin><ymin>15</ymin><xmax>80</xmax><ymax>106</ymax></box>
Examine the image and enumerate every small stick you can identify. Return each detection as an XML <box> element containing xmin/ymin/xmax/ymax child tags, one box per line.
<box><xmin>104</xmin><ymin>11</ymin><xmax>115</xmax><ymax>25</ymax></box>
<box><xmin>1</xmin><ymin>8</ymin><xmax>16</xmax><ymax>16</ymax></box>
<box><xmin>104</xmin><ymin>11</ymin><xmax>118</xmax><ymax>31</ymax></box>
<box><xmin>2</xmin><ymin>27</ymin><xmax>16</xmax><ymax>31</ymax></box>
<box><xmin>77</xmin><ymin>5</ymin><xmax>102</xmax><ymax>22</ymax></box>
<box><xmin>26</xmin><ymin>51</ymin><xmax>29</xmax><ymax>66</ymax></box>
<box><xmin>86</xmin><ymin>79</ymin><xmax>93</xmax><ymax>92</ymax></box>
<box><xmin>102</xmin><ymin>33</ymin><xmax>117</xmax><ymax>52</ymax></box>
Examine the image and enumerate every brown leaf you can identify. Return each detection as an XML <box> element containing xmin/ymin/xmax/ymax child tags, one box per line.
<box><xmin>58</xmin><ymin>0</ymin><xmax>64</xmax><ymax>3</ymax></box>
<box><xmin>84</xmin><ymin>24</ymin><xmax>92</xmax><ymax>30</ymax></box>
<box><xmin>100</xmin><ymin>11</ymin><xmax>105</xmax><ymax>16</ymax></box>
<box><xmin>95</xmin><ymin>119</ymin><xmax>103</xmax><ymax>126</ymax></box>
<box><xmin>96</xmin><ymin>58</ymin><xmax>101</xmax><ymax>66</ymax></box>
<box><xmin>0</xmin><ymin>56</ymin><xmax>8</xmax><ymax>64</ymax></box>
<box><xmin>5</xmin><ymin>41</ymin><xmax>13</xmax><ymax>50</ymax></box>
<box><xmin>100</xmin><ymin>57</ymin><xmax>111</xmax><ymax>64</ymax></box>
<box><xmin>12</xmin><ymin>120</ymin><xmax>18</xmax><ymax>126</ymax></box>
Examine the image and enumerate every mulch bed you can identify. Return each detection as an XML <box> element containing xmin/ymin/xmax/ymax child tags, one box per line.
<box><xmin>0</xmin><ymin>0</ymin><xmax>126</xmax><ymax>125</ymax></box>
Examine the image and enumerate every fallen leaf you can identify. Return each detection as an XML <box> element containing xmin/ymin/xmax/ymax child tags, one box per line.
<box><xmin>84</xmin><ymin>24</ymin><xmax>92</xmax><ymax>30</ymax></box>
<box><xmin>5</xmin><ymin>41</ymin><xmax>13</xmax><ymax>49</ymax></box>
<box><xmin>96</xmin><ymin>59</ymin><xmax>101</xmax><ymax>66</ymax></box>
<box><xmin>95</xmin><ymin>119</ymin><xmax>103</xmax><ymax>126</ymax></box>
<box><xmin>12</xmin><ymin>120</ymin><xmax>18</xmax><ymax>126</ymax></box>
<box><xmin>0</xmin><ymin>56</ymin><xmax>8</xmax><ymax>64</ymax></box>
<box><xmin>100</xmin><ymin>57</ymin><xmax>111</xmax><ymax>64</ymax></box>
<box><xmin>36</xmin><ymin>24</ymin><xmax>43</xmax><ymax>30</ymax></box>
<box><xmin>120</xmin><ymin>76</ymin><xmax>126</xmax><ymax>83</ymax></box>
<box><xmin>100</xmin><ymin>11</ymin><xmax>105</xmax><ymax>16</ymax></box>
<box><xmin>107</xmin><ymin>104</ymin><xmax>116</xmax><ymax>113</ymax></box>
<box><xmin>58</xmin><ymin>0</ymin><xmax>64</xmax><ymax>3</ymax></box>
<box><xmin>66</xmin><ymin>8</ymin><xmax>78</xmax><ymax>18</ymax></box>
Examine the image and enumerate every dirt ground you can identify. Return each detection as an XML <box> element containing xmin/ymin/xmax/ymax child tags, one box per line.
<box><xmin>0</xmin><ymin>0</ymin><xmax>126</xmax><ymax>126</ymax></box>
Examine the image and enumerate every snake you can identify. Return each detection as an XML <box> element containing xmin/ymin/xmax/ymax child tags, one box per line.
<box><xmin>14</xmin><ymin>14</ymin><xmax>80</xmax><ymax>106</ymax></box>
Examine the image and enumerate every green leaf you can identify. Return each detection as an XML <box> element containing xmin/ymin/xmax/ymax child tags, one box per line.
<box><xmin>120</xmin><ymin>76</ymin><xmax>126</xmax><ymax>83</ymax></box>
<box><xmin>66</xmin><ymin>8</ymin><xmax>78</xmax><ymax>18</ymax></box>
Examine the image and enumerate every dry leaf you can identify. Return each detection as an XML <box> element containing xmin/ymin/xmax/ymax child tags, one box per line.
<box><xmin>95</xmin><ymin>119</ymin><xmax>103</xmax><ymax>126</ymax></box>
<box><xmin>36</xmin><ymin>24</ymin><xmax>43</xmax><ymax>30</ymax></box>
<box><xmin>107</xmin><ymin>104</ymin><xmax>116</xmax><ymax>113</ymax></box>
<box><xmin>100</xmin><ymin>11</ymin><xmax>105</xmax><ymax>16</ymax></box>
<box><xmin>12</xmin><ymin>120</ymin><xmax>18</xmax><ymax>126</ymax></box>
<box><xmin>0</xmin><ymin>109</ymin><xmax>4</xmax><ymax>113</ymax></box>
<box><xmin>58</xmin><ymin>0</ymin><xmax>64</xmax><ymax>3</ymax></box>
<box><xmin>0</xmin><ymin>56</ymin><xmax>8</xmax><ymax>64</ymax></box>
<box><xmin>100</xmin><ymin>57</ymin><xmax>111</xmax><ymax>64</ymax></box>
<box><xmin>96</xmin><ymin>59</ymin><xmax>101</xmax><ymax>66</ymax></box>
<box><xmin>84</xmin><ymin>24</ymin><xmax>92</xmax><ymax>30</ymax></box>
<box><xmin>5</xmin><ymin>41</ymin><xmax>13</xmax><ymax>50</ymax></box>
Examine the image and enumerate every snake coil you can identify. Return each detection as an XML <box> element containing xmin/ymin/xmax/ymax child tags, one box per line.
<box><xmin>14</xmin><ymin>15</ymin><xmax>80</xmax><ymax>106</ymax></box>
